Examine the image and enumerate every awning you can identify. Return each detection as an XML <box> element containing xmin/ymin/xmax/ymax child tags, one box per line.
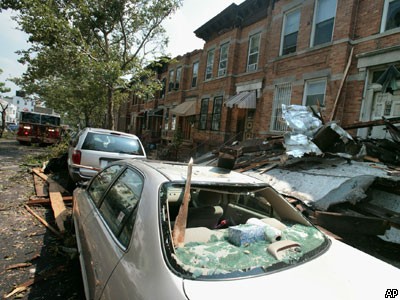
<box><xmin>170</xmin><ymin>101</ymin><xmax>196</xmax><ymax>116</ymax></box>
<box><xmin>225</xmin><ymin>91</ymin><xmax>256</xmax><ymax>109</ymax></box>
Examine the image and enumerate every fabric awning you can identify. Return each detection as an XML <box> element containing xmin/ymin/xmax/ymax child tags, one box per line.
<box><xmin>170</xmin><ymin>101</ymin><xmax>196</xmax><ymax>116</ymax></box>
<box><xmin>225</xmin><ymin>91</ymin><xmax>257</xmax><ymax>109</ymax></box>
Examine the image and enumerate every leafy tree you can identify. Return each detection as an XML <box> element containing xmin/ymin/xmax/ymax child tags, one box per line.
<box><xmin>0</xmin><ymin>68</ymin><xmax>11</xmax><ymax>94</ymax></box>
<box><xmin>6</xmin><ymin>0</ymin><xmax>182</xmax><ymax>129</ymax></box>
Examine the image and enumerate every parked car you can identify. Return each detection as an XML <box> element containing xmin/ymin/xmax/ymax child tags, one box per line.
<box><xmin>67</xmin><ymin>128</ymin><xmax>146</xmax><ymax>182</ymax></box>
<box><xmin>73</xmin><ymin>159</ymin><xmax>400</xmax><ymax>300</ymax></box>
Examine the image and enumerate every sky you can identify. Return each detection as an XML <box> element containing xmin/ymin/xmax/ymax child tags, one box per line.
<box><xmin>0</xmin><ymin>0</ymin><xmax>245</xmax><ymax>98</ymax></box>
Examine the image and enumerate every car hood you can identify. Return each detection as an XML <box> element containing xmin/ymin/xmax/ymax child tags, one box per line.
<box><xmin>183</xmin><ymin>238</ymin><xmax>400</xmax><ymax>300</ymax></box>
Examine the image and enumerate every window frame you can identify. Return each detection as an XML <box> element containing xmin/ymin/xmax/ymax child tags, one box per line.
<box><xmin>97</xmin><ymin>167</ymin><xmax>144</xmax><ymax>248</ymax></box>
<box><xmin>191</xmin><ymin>61</ymin><xmax>199</xmax><ymax>88</ymax></box>
<box><xmin>218</xmin><ymin>43</ymin><xmax>229</xmax><ymax>77</ymax></box>
<box><xmin>211</xmin><ymin>96</ymin><xmax>223</xmax><ymax>131</ymax></box>
<box><xmin>205</xmin><ymin>49</ymin><xmax>215</xmax><ymax>80</ymax></box>
<box><xmin>198</xmin><ymin>98</ymin><xmax>209</xmax><ymax>130</ymax></box>
<box><xmin>280</xmin><ymin>8</ymin><xmax>301</xmax><ymax>56</ymax></box>
<box><xmin>168</xmin><ymin>69</ymin><xmax>174</xmax><ymax>92</ymax></box>
<box><xmin>381</xmin><ymin>0</ymin><xmax>400</xmax><ymax>32</ymax></box>
<box><xmin>247</xmin><ymin>32</ymin><xmax>261</xmax><ymax>72</ymax></box>
<box><xmin>311</xmin><ymin>0</ymin><xmax>337</xmax><ymax>47</ymax></box>
<box><xmin>303</xmin><ymin>78</ymin><xmax>327</xmax><ymax>107</ymax></box>
<box><xmin>175</xmin><ymin>66</ymin><xmax>182</xmax><ymax>90</ymax></box>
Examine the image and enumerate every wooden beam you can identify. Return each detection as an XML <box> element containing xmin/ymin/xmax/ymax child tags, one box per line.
<box><xmin>310</xmin><ymin>210</ymin><xmax>389</xmax><ymax>235</ymax></box>
<box><xmin>27</xmin><ymin>196</ymin><xmax>73</xmax><ymax>206</ymax></box>
<box><xmin>172</xmin><ymin>158</ymin><xmax>193</xmax><ymax>248</ymax></box>
<box><xmin>31</xmin><ymin>168</ymin><xmax>68</xmax><ymax>194</ymax></box>
<box><xmin>24</xmin><ymin>204</ymin><xmax>62</xmax><ymax>238</ymax></box>
<box><xmin>33</xmin><ymin>174</ymin><xmax>48</xmax><ymax>197</ymax></box>
<box><xmin>48</xmin><ymin>182</ymin><xmax>68</xmax><ymax>233</ymax></box>
<box><xmin>329</xmin><ymin>46</ymin><xmax>354</xmax><ymax>122</ymax></box>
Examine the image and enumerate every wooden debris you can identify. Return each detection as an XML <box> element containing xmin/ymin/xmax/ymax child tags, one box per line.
<box><xmin>24</xmin><ymin>204</ymin><xmax>62</xmax><ymax>238</ymax></box>
<box><xmin>48</xmin><ymin>181</ymin><xmax>68</xmax><ymax>233</ymax></box>
<box><xmin>31</xmin><ymin>168</ymin><xmax>68</xmax><ymax>194</ymax></box>
<box><xmin>310</xmin><ymin>210</ymin><xmax>390</xmax><ymax>236</ymax></box>
<box><xmin>27</xmin><ymin>195</ymin><xmax>73</xmax><ymax>206</ymax></box>
<box><xmin>4</xmin><ymin>265</ymin><xmax>65</xmax><ymax>299</ymax></box>
<box><xmin>33</xmin><ymin>173</ymin><xmax>48</xmax><ymax>197</ymax></box>
<box><xmin>172</xmin><ymin>158</ymin><xmax>193</xmax><ymax>248</ymax></box>
<box><xmin>5</xmin><ymin>262</ymin><xmax>32</xmax><ymax>271</ymax></box>
<box><xmin>30</xmin><ymin>167</ymin><xmax>70</xmax><ymax>233</ymax></box>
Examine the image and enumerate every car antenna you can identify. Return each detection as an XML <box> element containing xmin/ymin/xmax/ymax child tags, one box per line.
<box><xmin>172</xmin><ymin>157</ymin><xmax>193</xmax><ymax>248</ymax></box>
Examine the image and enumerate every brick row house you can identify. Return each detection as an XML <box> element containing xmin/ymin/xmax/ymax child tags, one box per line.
<box><xmin>117</xmin><ymin>0</ymin><xmax>400</xmax><ymax>159</ymax></box>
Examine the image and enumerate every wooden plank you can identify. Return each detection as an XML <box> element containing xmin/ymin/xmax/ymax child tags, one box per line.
<box><xmin>310</xmin><ymin>210</ymin><xmax>390</xmax><ymax>235</ymax></box>
<box><xmin>354</xmin><ymin>202</ymin><xmax>400</xmax><ymax>228</ymax></box>
<box><xmin>172</xmin><ymin>158</ymin><xmax>193</xmax><ymax>247</ymax></box>
<box><xmin>27</xmin><ymin>196</ymin><xmax>73</xmax><ymax>206</ymax></box>
<box><xmin>48</xmin><ymin>182</ymin><xmax>68</xmax><ymax>233</ymax></box>
<box><xmin>24</xmin><ymin>204</ymin><xmax>62</xmax><ymax>238</ymax></box>
<box><xmin>33</xmin><ymin>174</ymin><xmax>48</xmax><ymax>197</ymax></box>
<box><xmin>329</xmin><ymin>46</ymin><xmax>354</xmax><ymax>121</ymax></box>
<box><xmin>31</xmin><ymin>168</ymin><xmax>68</xmax><ymax>194</ymax></box>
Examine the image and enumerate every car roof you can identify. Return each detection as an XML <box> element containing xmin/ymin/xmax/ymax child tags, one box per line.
<box><xmin>84</xmin><ymin>127</ymin><xmax>140</xmax><ymax>139</ymax></box>
<box><xmin>124</xmin><ymin>159</ymin><xmax>268</xmax><ymax>186</ymax></box>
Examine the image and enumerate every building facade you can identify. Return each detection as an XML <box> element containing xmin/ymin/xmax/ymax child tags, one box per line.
<box><xmin>118</xmin><ymin>0</ymin><xmax>400</xmax><ymax>156</ymax></box>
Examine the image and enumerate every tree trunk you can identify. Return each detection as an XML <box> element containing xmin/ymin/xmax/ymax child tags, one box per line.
<box><xmin>106</xmin><ymin>87</ymin><xmax>114</xmax><ymax>130</ymax></box>
<box><xmin>0</xmin><ymin>103</ymin><xmax>8</xmax><ymax>138</ymax></box>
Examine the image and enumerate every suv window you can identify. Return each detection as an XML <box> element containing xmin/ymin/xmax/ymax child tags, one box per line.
<box><xmin>82</xmin><ymin>132</ymin><xmax>144</xmax><ymax>155</ymax></box>
<box><xmin>99</xmin><ymin>168</ymin><xmax>144</xmax><ymax>247</ymax></box>
<box><xmin>88</xmin><ymin>165</ymin><xmax>123</xmax><ymax>205</ymax></box>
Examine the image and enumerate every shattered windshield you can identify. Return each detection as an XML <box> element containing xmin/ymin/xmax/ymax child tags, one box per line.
<box><xmin>160</xmin><ymin>183</ymin><xmax>329</xmax><ymax>279</ymax></box>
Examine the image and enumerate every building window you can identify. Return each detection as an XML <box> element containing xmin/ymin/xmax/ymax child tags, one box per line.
<box><xmin>171</xmin><ymin>115</ymin><xmax>176</xmax><ymax>130</ymax></box>
<box><xmin>160</xmin><ymin>78</ymin><xmax>166</xmax><ymax>98</ymax></box>
<box><xmin>382</xmin><ymin>0</ymin><xmax>400</xmax><ymax>31</ymax></box>
<box><xmin>211</xmin><ymin>96</ymin><xmax>223</xmax><ymax>131</ymax></box>
<box><xmin>164</xmin><ymin>108</ymin><xmax>169</xmax><ymax>130</ymax></box>
<box><xmin>303</xmin><ymin>79</ymin><xmax>327</xmax><ymax>107</ymax></box>
<box><xmin>175</xmin><ymin>67</ymin><xmax>182</xmax><ymax>90</ymax></box>
<box><xmin>218</xmin><ymin>43</ymin><xmax>229</xmax><ymax>77</ymax></box>
<box><xmin>205</xmin><ymin>49</ymin><xmax>215</xmax><ymax>80</ymax></box>
<box><xmin>312</xmin><ymin>0</ymin><xmax>337</xmax><ymax>46</ymax></box>
<box><xmin>168</xmin><ymin>69</ymin><xmax>174</xmax><ymax>92</ymax></box>
<box><xmin>247</xmin><ymin>33</ymin><xmax>261</xmax><ymax>72</ymax></box>
<box><xmin>199</xmin><ymin>98</ymin><xmax>209</xmax><ymax>130</ymax></box>
<box><xmin>281</xmin><ymin>9</ymin><xmax>300</xmax><ymax>56</ymax></box>
<box><xmin>192</xmin><ymin>62</ymin><xmax>199</xmax><ymax>87</ymax></box>
<box><xmin>271</xmin><ymin>83</ymin><xmax>292</xmax><ymax>131</ymax></box>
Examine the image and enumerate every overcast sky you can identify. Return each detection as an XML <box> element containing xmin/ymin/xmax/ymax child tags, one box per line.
<box><xmin>0</xmin><ymin>0</ymin><xmax>245</xmax><ymax>97</ymax></box>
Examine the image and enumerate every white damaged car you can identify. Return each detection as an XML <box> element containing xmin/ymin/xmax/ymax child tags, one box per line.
<box><xmin>73</xmin><ymin>159</ymin><xmax>400</xmax><ymax>300</ymax></box>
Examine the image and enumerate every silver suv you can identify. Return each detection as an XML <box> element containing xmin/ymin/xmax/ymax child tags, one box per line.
<box><xmin>67</xmin><ymin>127</ymin><xmax>146</xmax><ymax>182</ymax></box>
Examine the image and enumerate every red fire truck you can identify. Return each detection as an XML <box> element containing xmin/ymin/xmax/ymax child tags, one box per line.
<box><xmin>17</xmin><ymin>111</ymin><xmax>62</xmax><ymax>145</ymax></box>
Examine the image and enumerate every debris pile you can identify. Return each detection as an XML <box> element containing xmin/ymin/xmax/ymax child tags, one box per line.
<box><xmin>203</xmin><ymin>105</ymin><xmax>400</xmax><ymax>244</ymax></box>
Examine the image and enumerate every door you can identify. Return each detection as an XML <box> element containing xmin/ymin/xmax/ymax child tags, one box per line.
<box><xmin>76</xmin><ymin>165</ymin><xmax>144</xmax><ymax>299</ymax></box>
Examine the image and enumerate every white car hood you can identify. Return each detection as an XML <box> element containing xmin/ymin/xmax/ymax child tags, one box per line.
<box><xmin>183</xmin><ymin>238</ymin><xmax>400</xmax><ymax>300</ymax></box>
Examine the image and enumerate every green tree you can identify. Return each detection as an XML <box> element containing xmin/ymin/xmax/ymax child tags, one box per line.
<box><xmin>0</xmin><ymin>68</ymin><xmax>11</xmax><ymax>94</ymax></box>
<box><xmin>6</xmin><ymin>0</ymin><xmax>182</xmax><ymax>129</ymax></box>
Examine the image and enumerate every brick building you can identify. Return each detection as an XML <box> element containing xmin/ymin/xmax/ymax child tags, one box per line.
<box><xmin>118</xmin><ymin>0</ymin><xmax>400</xmax><ymax>157</ymax></box>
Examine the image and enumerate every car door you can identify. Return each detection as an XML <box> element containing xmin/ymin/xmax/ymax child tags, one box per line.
<box><xmin>80</xmin><ymin>166</ymin><xmax>144</xmax><ymax>300</ymax></box>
